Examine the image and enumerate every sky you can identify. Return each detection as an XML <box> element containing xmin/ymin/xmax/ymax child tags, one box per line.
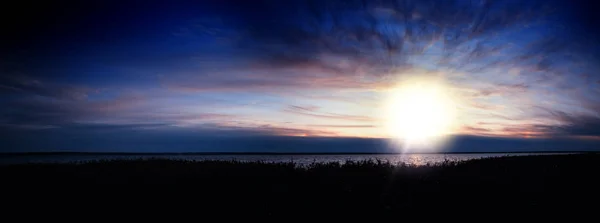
<box><xmin>2</xmin><ymin>0</ymin><xmax>600</xmax><ymax>153</ymax></box>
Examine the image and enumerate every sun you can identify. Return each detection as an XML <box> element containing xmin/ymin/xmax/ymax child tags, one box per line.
<box><xmin>383</xmin><ymin>77</ymin><xmax>458</xmax><ymax>152</ymax></box>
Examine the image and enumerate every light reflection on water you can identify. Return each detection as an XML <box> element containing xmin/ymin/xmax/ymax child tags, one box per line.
<box><xmin>0</xmin><ymin>153</ymin><xmax>570</xmax><ymax>166</ymax></box>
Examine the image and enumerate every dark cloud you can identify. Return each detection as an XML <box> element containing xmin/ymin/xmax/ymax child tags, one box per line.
<box><xmin>0</xmin><ymin>95</ymin><xmax>143</xmax><ymax>127</ymax></box>
<box><xmin>444</xmin><ymin>135</ymin><xmax>600</xmax><ymax>153</ymax></box>
<box><xmin>155</xmin><ymin>0</ymin><xmax>600</xmax><ymax>105</ymax></box>
<box><xmin>0</xmin><ymin>75</ymin><xmax>92</xmax><ymax>100</ymax></box>
<box><xmin>194</xmin><ymin>0</ymin><xmax>576</xmax><ymax>75</ymax></box>
<box><xmin>0</xmin><ymin>124</ymin><xmax>59</xmax><ymax>130</ymax></box>
<box><xmin>62</xmin><ymin>123</ymin><xmax>172</xmax><ymax>131</ymax></box>
<box><xmin>4</xmin><ymin>0</ymin><xmax>599</xmax><ymax>84</ymax></box>
<box><xmin>554</xmin><ymin>113</ymin><xmax>600</xmax><ymax>137</ymax></box>
<box><xmin>3</xmin><ymin>129</ymin><xmax>600</xmax><ymax>153</ymax></box>
<box><xmin>522</xmin><ymin>107</ymin><xmax>600</xmax><ymax>137</ymax></box>
<box><xmin>0</xmin><ymin>95</ymin><xmax>248</xmax><ymax>130</ymax></box>
<box><xmin>0</xmin><ymin>121</ymin><xmax>344</xmax><ymax>153</ymax></box>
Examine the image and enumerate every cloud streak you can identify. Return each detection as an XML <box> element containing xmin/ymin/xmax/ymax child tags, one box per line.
<box><xmin>0</xmin><ymin>75</ymin><xmax>92</xmax><ymax>100</ymax></box>
<box><xmin>284</xmin><ymin>105</ymin><xmax>375</xmax><ymax>122</ymax></box>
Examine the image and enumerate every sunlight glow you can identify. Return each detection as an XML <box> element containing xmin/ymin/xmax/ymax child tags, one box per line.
<box><xmin>383</xmin><ymin>76</ymin><xmax>459</xmax><ymax>152</ymax></box>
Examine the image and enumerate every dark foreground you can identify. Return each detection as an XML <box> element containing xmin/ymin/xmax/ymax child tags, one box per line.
<box><xmin>2</xmin><ymin>154</ymin><xmax>600</xmax><ymax>217</ymax></box>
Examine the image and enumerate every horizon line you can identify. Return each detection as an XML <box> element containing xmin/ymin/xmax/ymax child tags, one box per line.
<box><xmin>0</xmin><ymin>151</ymin><xmax>594</xmax><ymax>156</ymax></box>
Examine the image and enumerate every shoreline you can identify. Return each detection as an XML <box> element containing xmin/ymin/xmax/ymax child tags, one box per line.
<box><xmin>0</xmin><ymin>151</ymin><xmax>593</xmax><ymax>156</ymax></box>
<box><xmin>2</xmin><ymin>154</ymin><xmax>600</xmax><ymax>213</ymax></box>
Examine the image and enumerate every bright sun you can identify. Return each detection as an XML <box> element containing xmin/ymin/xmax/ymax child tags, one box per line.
<box><xmin>383</xmin><ymin>77</ymin><xmax>458</xmax><ymax>152</ymax></box>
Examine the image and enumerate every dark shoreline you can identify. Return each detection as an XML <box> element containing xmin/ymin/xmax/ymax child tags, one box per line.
<box><xmin>2</xmin><ymin>154</ymin><xmax>600</xmax><ymax>215</ymax></box>
<box><xmin>0</xmin><ymin>151</ymin><xmax>593</xmax><ymax>156</ymax></box>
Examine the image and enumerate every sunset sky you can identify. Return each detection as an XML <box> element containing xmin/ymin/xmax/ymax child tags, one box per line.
<box><xmin>2</xmin><ymin>0</ymin><xmax>600</xmax><ymax>153</ymax></box>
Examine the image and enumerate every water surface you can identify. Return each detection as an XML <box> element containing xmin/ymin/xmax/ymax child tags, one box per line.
<box><xmin>0</xmin><ymin>153</ymin><xmax>571</xmax><ymax>166</ymax></box>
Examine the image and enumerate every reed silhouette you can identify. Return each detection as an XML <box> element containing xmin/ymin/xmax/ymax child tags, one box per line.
<box><xmin>2</xmin><ymin>154</ymin><xmax>599</xmax><ymax>216</ymax></box>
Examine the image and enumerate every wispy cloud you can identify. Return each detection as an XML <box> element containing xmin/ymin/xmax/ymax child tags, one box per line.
<box><xmin>0</xmin><ymin>92</ymin><xmax>240</xmax><ymax>130</ymax></box>
<box><xmin>160</xmin><ymin>64</ymin><xmax>387</xmax><ymax>94</ymax></box>
<box><xmin>0</xmin><ymin>75</ymin><xmax>92</xmax><ymax>100</ymax></box>
<box><xmin>307</xmin><ymin>124</ymin><xmax>376</xmax><ymax>128</ymax></box>
<box><xmin>171</xmin><ymin>122</ymin><xmax>340</xmax><ymax>137</ymax></box>
<box><xmin>462</xmin><ymin>126</ymin><xmax>492</xmax><ymax>133</ymax></box>
<box><xmin>283</xmin><ymin>105</ymin><xmax>375</xmax><ymax>122</ymax></box>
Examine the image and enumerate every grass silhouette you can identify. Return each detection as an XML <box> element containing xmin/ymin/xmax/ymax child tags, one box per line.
<box><xmin>2</xmin><ymin>154</ymin><xmax>599</xmax><ymax>216</ymax></box>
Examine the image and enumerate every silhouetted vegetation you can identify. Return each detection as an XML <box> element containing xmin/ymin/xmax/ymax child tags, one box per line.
<box><xmin>2</xmin><ymin>154</ymin><xmax>599</xmax><ymax>216</ymax></box>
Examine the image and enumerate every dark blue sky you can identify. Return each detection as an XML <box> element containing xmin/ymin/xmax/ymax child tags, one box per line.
<box><xmin>2</xmin><ymin>0</ymin><xmax>600</xmax><ymax>153</ymax></box>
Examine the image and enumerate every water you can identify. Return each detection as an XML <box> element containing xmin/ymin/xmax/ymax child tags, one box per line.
<box><xmin>0</xmin><ymin>153</ymin><xmax>570</xmax><ymax>166</ymax></box>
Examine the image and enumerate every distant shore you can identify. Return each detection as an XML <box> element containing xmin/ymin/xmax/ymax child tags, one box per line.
<box><xmin>0</xmin><ymin>150</ymin><xmax>593</xmax><ymax>156</ymax></box>
<box><xmin>2</xmin><ymin>154</ymin><xmax>599</xmax><ymax>214</ymax></box>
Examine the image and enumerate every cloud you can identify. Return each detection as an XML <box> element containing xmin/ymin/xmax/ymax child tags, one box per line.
<box><xmin>467</xmin><ymin>83</ymin><xmax>530</xmax><ymax>98</ymax></box>
<box><xmin>165</xmin><ymin>0</ymin><xmax>596</xmax><ymax>101</ymax></box>
<box><xmin>0</xmin><ymin>75</ymin><xmax>92</xmax><ymax>100</ymax></box>
<box><xmin>256</xmin><ymin>126</ymin><xmax>339</xmax><ymax>137</ymax></box>
<box><xmin>0</xmin><ymin>94</ymin><xmax>144</xmax><ymax>126</ymax></box>
<box><xmin>493</xmin><ymin>106</ymin><xmax>600</xmax><ymax>138</ymax></box>
<box><xmin>201</xmin><ymin>0</ymin><xmax>561</xmax><ymax>73</ymax></box>
<box><xmin>553</xmin><ymin>113</ymin><xmax>600</xmax><ymax>137</ymax></box>
<box><xmin>0</xmin><ymin>124</ymin><xmax>59</xmax><ymax>130</ymax></box>
<box><xmin>463</xmin><ymin>126</ymin><xmax>492</xmax><ymax>133</ymax></box>
<box><xmin>307</xmin><ymin>124</ymin><xmax>376</xmax><ymax>128</ymax></box>
<box><xmin>289</xmin><ymin>105</ymin><xmax>320</xmax><ymax>112</ymax></box>
<box><xmin>160</xmin><ymin>63</ymin><xmax>386</xmax><ymax>93</ymax></box>
<box><xmin>469</xmin><ymin>102</ymin><xmax>503</xmax><ymax>111</ymax></box>
<box><xmin>1</xmin><ymin>92</ymin><xmax>347</xmax><ymax>137</ymax></box>
<box><xmin>62</xmin><ymin>123</ymin><xmax>172</xmax><ymax>131</ymax></box>
<box><xmin>0</xmin><ymin>93</ymin><xmax>241</xmax><ymax>130</ymax></box>
<box><xmin>284</xmin><ymin>105</ymin><xmax>374</xmax><ymax>122</ymax></box>
<box><xmin>499</xmin><ymin>124</ymin><xmax>560</xmax><ymax>138</ymax></box>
